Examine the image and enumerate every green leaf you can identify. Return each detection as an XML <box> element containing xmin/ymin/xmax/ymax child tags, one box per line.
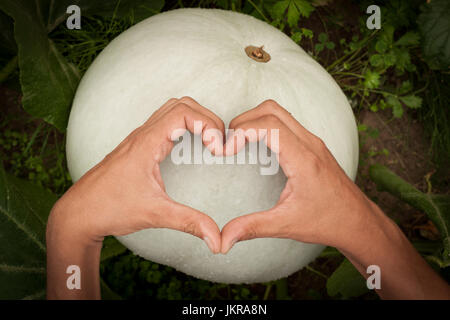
<box><xmin>301</xmin><ymin>28</ymin><xmax>313</xmax><ymax>39</ymax></box>
<box><xmin>318</xmin><ymin>32</ymin><xmax>328</xmax><ymax>43</ymax></box>
<box><xmin>400</xmin><ymin>95</ymin><xmax>422</xmax><ymax>109</ymax></box>
<box><xmin>0</xmin><ymin>10</ymin><xmax>16</xmax><ymax>54</ymax></box>
<box><xmin>270</xmin><ymin>0</ymin><xmax>289</xmax><ymax>19</ymax></box>
<box><xmin>0</xmin><ymin>0</ymin><xmax>80</xmax><ymax>131</ymax></box>
<box><xmin>375</xmin><ymin>39</ymin><xmax>388</xmax><ymax>53</ymax></box>
<box><xmin>0</xmin><ymin>160</ymin><xmax>124</xmax><ymax>299</ymax></box>
<box><xmin>395</xmin><ymin>32</ymin><xmax>420</xmax><ymax>47</ymax></box>
<box><xmin>398</xmin><ymin>80</ymin><xmax>413</xmax><ymax>95</ymax></box>
<box><xmin>293</xmin><ymin>0</ymin><xmax>314</xmax><ymax>18</ymax></box>
<box><xmin>326</xmin><ymin>259</ymin><xmax>368</xmax><ymax>299</ymax></box>
<box><xmin>369</xmin><ymin>164</ymin><xmax>450</xmax><ymax>263</ymax></box>
<box><xmin>291</xmin><ymin>32</ymin><xmax>302</xmax><ymax>44</ymax></box>
<box><xmin>287</xmin><ymin>1</ymin><xmax>300</xmax><ymax>27</ymax></box>
<box><xmin>314</xmin><ymin>43</ymin><xmax>324</xmax><ymax>53</ymax></box>
<box><xmin>369</xmin><ymin>54</ymin><xmax>384</xmax><ymax>67</ymax></box>
<box><xmin>386</xmin><ymin>95</ymin><xmax>403</xmax><ymax>118</ymax></box>
<box><xmin>394</xmin><ymin>49</ymin><xmax>411</xmax><ymax>72</ymax></box>
<box><xmin>326</xmin><ymin>42</ymin><xmax>335</xmax><ymax>50</ymax></box>
<box><xmin>363</xmin><ymin>70</ymin><xmax>380</xmax><ymax>89</ymax></box>
<box><xmin>100</xmin><ymin>278</ymin><xmax>122</xmax><ymax>300</ymax></box>
<box><xmin>383</xmin><ymin>51</ymin><xmax>397</xmax><ymax>67</ymax></box>
<box><xmin>101</xmin><ymin>236</ymin><xmax>127</xmax><ymax>262</ymax></box>
<box><xmin>0</xmin><ymin>161</ymin><xmax>57</xmax><ymax>299</ymax></box>
<box><xmin>418</xmin><ymin>0</ymin><xmax>450</xmax><ymax>70</ymax></box>
<box><xmin>0</xmin><ymin>0</ymin><xmax>164</xmax><ymax>131</ymax></box>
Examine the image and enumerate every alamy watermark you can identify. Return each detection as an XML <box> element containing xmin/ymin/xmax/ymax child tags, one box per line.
<box><xmin>170</xmin><ymin>121</ymin><xmax>280</xmax><ymax>176</ymax></box>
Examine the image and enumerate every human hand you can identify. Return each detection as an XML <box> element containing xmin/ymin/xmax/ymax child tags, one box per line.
<box><xmin>47</xmin><ymin>97</ymin><xmax>225</xmax><ymax>253</ymax></box>
<box><xmin>220</xmin><ymin>99</ymin><xmax>382</xmax><ymax>254</ymax></box>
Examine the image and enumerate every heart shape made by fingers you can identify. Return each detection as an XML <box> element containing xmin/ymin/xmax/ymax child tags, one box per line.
<box><xmin>66</xmin><ymin>8</ymin><xmax>358</xmax><ymax>283</ymax></box>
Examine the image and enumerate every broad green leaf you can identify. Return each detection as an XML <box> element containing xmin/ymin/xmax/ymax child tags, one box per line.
<box><xmin>0</xmin><ymin>0</ymin><xmax>165</xmax><ymax>131</ymax></box>
<box><xmin>0</xmin><ymin>0</ymin><xmax>81</xmax><ymax>131</ymax></box>
<box><xmin>326</xmin><ymin>259</ymin><xmax>368</xmax><ymax>299</ymax></box>
<box><xmin>318</xmin><ymin>246</ymin><xmax>342</xmax><ymax>258</ymax></box>
<box><xmin>0</xmin><ymin>10</ymin><xmax>16</xmax><ymax>55</ymax></box>
<box><xmin>418</xmin><ymin>0</ymin><xmax>450</xmax><ymax>70</ymax></box>
<box><xmin>0</xmin><ymin>162</ymin><xmax>57</xmax><ymax>299</ymax></box>
<box><xmin>400</xmin><ymin>95</ymin><xmax>422</xmax><ymax>109</ymax></box>
<box><xmin>395</xmin><ymin>32</ymin><xmax>420</xmax><ymax>47</ymax></box>
<box><xmin>369</xmin><ymin>164</ymin><xmax>450</xmax><ymax>263</ymax></box>
<box><xmin>0</xmin><ymin>161</ymin><xmax>124</xmax><ymax>299</ymax></box>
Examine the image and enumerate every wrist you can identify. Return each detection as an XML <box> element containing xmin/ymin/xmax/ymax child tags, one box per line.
<box><xmin>337</xmin><ymin>199</ymin><xmax>402</xmax><ymax>264</ymax></box>
<box><xmin>47</xmin><ymin>198</ymin><xmax>105</xmax><ymax>248</ymax></box>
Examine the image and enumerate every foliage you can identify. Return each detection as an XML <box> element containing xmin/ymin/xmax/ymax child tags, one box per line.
<box><xmin>326</xmin><ymin>259</ymin><xmax>369</xmax><ymax>299</ymax></box>
<box><xmin>0</xmin><ymin>160</ymin><xmax>56</xmax><ymax>299</ymax></box>
<box><xmin>0</xmin><ymin>126</ymin><xmax>72</xmax><ymax>196</ymax></box>
<box><xmin>370</xmin><ymin>164</ymin><xmax>450</xmax><ymax>267</ymax></box>
<box><xmin>100</xmin><ymin>250</ymin><xmax>261</xmax><ymax>300</ymax></box>
<box><xmin>0</xmin><ymin>0</ymin><xmax>449</xmax><ymax>300</ymax></box>
<box><xmin>418</xmin><ymin>0</ymin><xmax>450</xmax><ymax>70</ymax></box>
<box><xmin>0</xmin><ymin>0</ymin><xmax>164</xmax><ymax>131</ymax></box>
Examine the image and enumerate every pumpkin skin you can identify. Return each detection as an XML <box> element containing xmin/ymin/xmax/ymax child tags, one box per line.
<box><xmin>66</xmin><ymin>8</ymin><xmax>358</xmax><ymax>283</ymax></box>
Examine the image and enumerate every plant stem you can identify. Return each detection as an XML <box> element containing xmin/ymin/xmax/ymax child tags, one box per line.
<box><xmin>275</xmin><ymin>278</ymin><xmax>290</xmax><ymax>300</ymax></box>
<box><xmin>0</xmin><ymin>55</ymin><xmax>18</xmax><ymax>84</ymax></box>
<box><xmin>305</xmin><ymin>266</ymin><xmax>328</xmax><ymax>279</ymax></box>
<box><xmin>247</xmin><ymin>0</ymin><xmax>270</xmax><ymax>23</ymax></box>
<box><xmin>263</xmin><ymin>283</ymin><xmax>272</xmax><ymax>300</ymax></box>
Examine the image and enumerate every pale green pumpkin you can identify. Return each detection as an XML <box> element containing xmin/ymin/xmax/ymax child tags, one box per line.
<box><xmin>66</xmin><ymin>8</ymin><xmax>358</xmax><ymax>283</ymax></box>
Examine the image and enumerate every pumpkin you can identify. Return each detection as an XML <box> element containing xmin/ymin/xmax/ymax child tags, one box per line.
<box><xmin>66</xmin><ymin>8</ymin><xmax>358</xmax><ymax>284</ymax></box>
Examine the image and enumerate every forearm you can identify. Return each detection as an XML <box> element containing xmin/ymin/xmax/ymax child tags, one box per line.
<box><xmin>46</xmin><ymin>207</ymin><xmax>103</xmax><ymax>300</ymax></box>
<box><xmin>339</xmin><ymin>202</ymin><xmax>450</xmax><ymax>299</ymax></box>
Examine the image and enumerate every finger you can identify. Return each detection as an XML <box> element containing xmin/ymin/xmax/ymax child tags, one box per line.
<box><xmin>229</xmin><ymin>99</ymin><xmax>315</xmax><ymax>142</ymax></box>
<box><xmin>176</xmin><ymin>97</ymin><xmax>226</xmax><ymax>137</ymax></box>
<box><xmin>220</xmin><ymin>208</ymin><xmax>284</xmax><ymax>254</ymax></box>
<box><xmin>144</xmin><ymin>98</ymin><xmax>180</xmax><ymax>126</ymax></box>
<box><xmin>147</xmin><ymin>97</ymin><xmax>225</xmax><ymax>139</ymax></box>
<box><xmin>156</xmin><ymin>199</ymin><xmax>221</xmax><ymax>254</ymax></box>
<box><xmin>223</xmin><ymin>114</ymin><xmax>304</xmax><ymax>177</ymax></box>
<box><xmin>157</xmin><ymin>103</ymin><xmax>225</xmax><ymax>158</ymax></box>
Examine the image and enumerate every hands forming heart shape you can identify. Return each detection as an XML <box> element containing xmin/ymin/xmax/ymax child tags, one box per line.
<box><xmin>47</xmin><ymin>97</ymin><xmax>450</xmax><ymax>300</ymax></box>
<box><xmin>49</xmin><ymin>97</ymin><xmax>377</xmax><ymax>256</ymax></box>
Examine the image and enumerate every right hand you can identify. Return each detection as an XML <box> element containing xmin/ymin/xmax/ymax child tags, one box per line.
<box><xmin>220</xmin><ymin>99</ymin><xmax>385</xmax><ymax>254</ymax></box>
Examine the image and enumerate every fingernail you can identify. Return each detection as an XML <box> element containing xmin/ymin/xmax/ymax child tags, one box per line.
<box><xmin>223</xmin><ymin>238</ymin><xmax>238</xmax><ymax>254</ymax></box>
<box><xmin>204</xmin><ymin>236</ymin><xmax>216</xmax><ymax>254</ymax></box>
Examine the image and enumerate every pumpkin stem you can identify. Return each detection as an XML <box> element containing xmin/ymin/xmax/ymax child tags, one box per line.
<box><xmin>245</xmin><ymin>45</ymin><xmax>271</xmax><ymax>63</ymax></box>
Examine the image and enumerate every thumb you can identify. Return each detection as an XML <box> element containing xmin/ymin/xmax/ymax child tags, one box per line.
<box><xmin>220</xmin><ymin>209</ymin><xmax>280</xmax><ymax>254</ymax></box>
<box><xmin>158</xmin><ymin>199</ymin><xmax>221</xmax><ymax>254</ymax></box>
